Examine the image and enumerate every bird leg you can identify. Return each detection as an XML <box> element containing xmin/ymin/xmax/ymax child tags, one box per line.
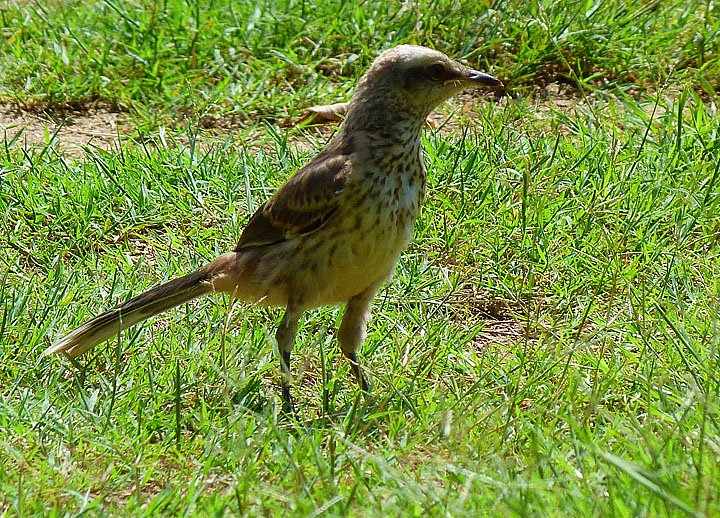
<box><xmin>338</xmin><ymin>286</ymin><xmax>378</xmax><ymax>393</ymax></box>
<box><xmin>276</xmin><ymin>304</ymin><xmax>303</xmax><ymax>413</ymax></box>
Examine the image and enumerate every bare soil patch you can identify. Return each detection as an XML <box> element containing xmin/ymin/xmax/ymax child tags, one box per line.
<box><xmin>449</xmin><ymin>283</ymin><xmax>525</xmax><ymax>349</ymax></box>
<box><xmin>0</xmin><ymin>103</ymin><xmax>126</xmax><ymax>157</ymax></box>
<box><xmin>0</xmin><ymin>85</ymin><xmax>586</xmax><ymax>158</ymax></box>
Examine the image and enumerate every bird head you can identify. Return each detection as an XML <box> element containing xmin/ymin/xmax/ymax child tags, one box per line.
<box><xmin>349</xmin><ymin>45</ymin><xmax>503</xmax><ymax>125</ymax></box>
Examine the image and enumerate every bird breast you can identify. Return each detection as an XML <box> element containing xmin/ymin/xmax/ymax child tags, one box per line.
<box><xmin>244</xmin><ymin>136</ymin><xmax>427</xmax><ymax>308</ymax></box>
<box><xmin>324</xmin><ymin>145</ymin><xmax>426</xmax><ymax>292</ymax></box>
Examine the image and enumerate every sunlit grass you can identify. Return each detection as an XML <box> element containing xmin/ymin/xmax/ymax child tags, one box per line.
<box><xmin>1</xmin><ymin>0</ymin><xmax>719</xmax><ymax>515</ymax></box>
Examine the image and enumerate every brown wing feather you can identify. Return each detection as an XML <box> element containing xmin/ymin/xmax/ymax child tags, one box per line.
<box><xmin>235</xmin><ymin>150</ymin><xmax>350</xmax><ymax>250</ymax></box>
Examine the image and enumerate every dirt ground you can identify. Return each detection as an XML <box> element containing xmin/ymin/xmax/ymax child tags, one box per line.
<box><xmin>0</xmin><ymin>103</ymin><xmax>125</xmax><ymax>157</ymax></box>
<box><xmin>0</xmin><ymin>83</ymin><xmax>582</xmax><ymax>157</ymax></box>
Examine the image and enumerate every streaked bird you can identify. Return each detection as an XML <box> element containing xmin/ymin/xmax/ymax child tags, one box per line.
<box><xmin>44</xmin><ymin>45</ymin><xmax>503</xmax><ymax>412</ymax></box>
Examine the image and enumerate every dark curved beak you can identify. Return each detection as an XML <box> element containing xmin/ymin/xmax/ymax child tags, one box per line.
<box><xmin>467</xmin><ymin>69</ymin><xmax>503</xmax><ymax>88</ymax></box>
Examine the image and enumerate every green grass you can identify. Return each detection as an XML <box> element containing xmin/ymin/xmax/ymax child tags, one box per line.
<box><xmin>1</xmin><ymin>0</ymin><xmax>718</xmax><ymax>124</ymax></box>
<box><xmin>2</xmin><ymin>0</ymin><xmax>720</xmax><ymax>516</ymax></box>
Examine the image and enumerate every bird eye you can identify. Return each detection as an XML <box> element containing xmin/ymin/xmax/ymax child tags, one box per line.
<box><xmin>426</xmin><ymin>63</ymin><xmax>446</xmax><ymax>80</ymax></box>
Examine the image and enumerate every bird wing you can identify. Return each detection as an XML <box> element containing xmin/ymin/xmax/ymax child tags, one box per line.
<box><xmin>235</xmin><ymin>151</ymin><xmax>350</xmax><ymax>250</ymax></box>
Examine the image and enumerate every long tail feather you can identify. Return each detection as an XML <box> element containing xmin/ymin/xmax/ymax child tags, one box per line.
<box><xmin>44</xmin><ymin>269</ymin><xmax>213</xmax><ymax>358</ymax></box>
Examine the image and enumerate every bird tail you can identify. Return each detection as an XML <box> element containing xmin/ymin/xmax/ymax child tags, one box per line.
<box><xmin>44</xmin><ymin>266</ymin><xmax>218</xmax><ymax>358</ymax></box>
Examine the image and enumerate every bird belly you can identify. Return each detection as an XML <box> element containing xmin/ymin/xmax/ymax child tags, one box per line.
<box><xmin>233</xmin><ymin>176</ymin><xmax>423</xmax><ymax>308</ymax></box>
<box><xmin>301</xmin><ymin>184</ymin><xmax>421</xmax><ymax>306</ymax></box>
<box><xmin>259</xmin><ymin>214</ymin><xmax>413</xmax><ymax>307</ymax></box>
<box><xmin>317</xmin><ymin>223</ymin><xmax>408</xmax><ymax>304</ymax></box>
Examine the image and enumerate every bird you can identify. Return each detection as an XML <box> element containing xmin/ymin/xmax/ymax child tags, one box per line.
<box><xmin>44</xmin><ymin>45</ymin><xmax>503</xmax><ymax>413</ymax></box>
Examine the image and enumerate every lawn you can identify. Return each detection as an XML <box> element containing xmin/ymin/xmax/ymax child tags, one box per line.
<box><xmin>1</xmin><ymin>0</ymin><xmax>719</xmax><ymax>515</ymax></box>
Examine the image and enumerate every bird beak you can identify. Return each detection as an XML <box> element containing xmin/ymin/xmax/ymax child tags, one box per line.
<box><xmin>466</xmin><ymin>70</ymin><xmax>503</xmax><ymax>88</ymax></box>
<box><xmin>445</xmin><ymin>69</ymin><xmax>503</xmax><ymax>89</ymax></box>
